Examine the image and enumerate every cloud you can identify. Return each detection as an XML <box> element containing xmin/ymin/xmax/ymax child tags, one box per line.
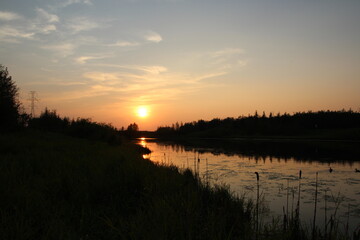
<box><xmin>75</xmin><ymin>55</ymin><xmax>108</xmax><ymax>64</ymax></box>
<box><xmin>136</xmin><ymin>66</ymin><xmax>168</xmax><ymax>75</ymax></box>
<box><xmin>42</xmin><ymin>43</ymin><xmax>76</xmax><ymax>57</ymax></box>
<box><xmin>22</xmin><ymin>8</ymin><xmax>59</xmax><ymax>36</ymax></box>
<box><xmin>83</xmin><ymin>72</ymin><xmax>121</xmax><ymax>84</ymax></box>
<box><xmin>0</xmin><ymin>11</ymin><xmax>21</xmax><ymax>21</ymax></box>
<box><xmin>211</xmin><ymin>48</ymin><xmax>244</xmax><ymax>58</ymax></box>
<box><xmin>108</xmin><ymin>41</ymin><xmax>139</xmax><ymax>47</ymax></box>
<box><xmin>194</xmin><ymin>72</ymin><xmax>228</xmax><ymax>82</ymax></box>
<box><xmin>205</xmin><ymin>48</ymin><xmax>247</xmax><ymax>70</ymax></box>
<box><xmin>63</xmin><ymin>0</ymin><xmax>93</xmax><ymax>7</ymax></box>
<box><xmin>36</xmin><ymin>8</ymin><xmax>59</xmax><ymax>23</ymax></box>
<box><xmin>144</xmin><ymin>31</ymin><xmax>162</xmax><ymax>43</ymax></box>
<box><xmin>67</xmin><ymin>17</ymin><xmax>100</xmax><ymax>33</ymax></box>
<box><xmin>87</xmin><ymin>63</ymin><xmax>168</xmax><ymax>75</ymax></box>
<box><xmin>0</xmin><ymin>25</ymin><xmax>34</xmax><ymax>41</ymax></box>
<box><xmin>78</xmin><ymin>63</ymin><xmax>226</xmax><ymax>103</ymax></box>
<box><xmin>41</xmin><ymin>62</ymin><xmax>228</xmax><ymax>109</ymax></box>
<box><xmin>0</xmin><ymin>8</ymin><xmax>59</xmax><ymax>42</ymax></box>
<box><xmin>41</xmin><ymin>36</ymin><xmax>100</xmax><ymax>59</ymax></box>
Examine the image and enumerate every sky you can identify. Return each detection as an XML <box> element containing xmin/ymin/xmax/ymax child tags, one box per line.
<box><xmin>1</xmin><ymin>0</ymin><xmax>359</xmax><ymax>130</ymax></box>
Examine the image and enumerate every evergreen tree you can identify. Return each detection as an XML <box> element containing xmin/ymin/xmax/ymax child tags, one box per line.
<box><xmin>0</xmin><ymin>65</ymin><xmax>23</xmax><ymax>131</ymax></box>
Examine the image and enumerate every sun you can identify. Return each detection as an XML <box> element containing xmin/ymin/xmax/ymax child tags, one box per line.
<box><xmin>136</xmin><ymin>106</ymin><xmax>149</xmax><ymax>118</ymax></box>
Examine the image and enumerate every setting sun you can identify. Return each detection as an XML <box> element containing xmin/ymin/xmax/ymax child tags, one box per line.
<box><xmin>137</xmin><ymin>106</ymin><xmax>149</xmax><ymax>118</ymax></box>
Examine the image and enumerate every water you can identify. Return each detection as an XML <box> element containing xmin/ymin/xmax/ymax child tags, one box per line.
<box><xmin>137</xmin><ymin>138</ymin><xmax>360</xmax><ymax>233</ymax></box>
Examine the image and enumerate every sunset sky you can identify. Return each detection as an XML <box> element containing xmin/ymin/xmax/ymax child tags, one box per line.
<box><xmin>1</xmin><ymin>0</ymin><xmax>359</xmax><ymax>130</ymax></box>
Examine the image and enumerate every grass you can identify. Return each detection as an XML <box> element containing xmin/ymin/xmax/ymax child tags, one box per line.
<box><xmin>0</xmin><ymin>130</ymin><xmax>252</xmax><ymax>239</ymax></box>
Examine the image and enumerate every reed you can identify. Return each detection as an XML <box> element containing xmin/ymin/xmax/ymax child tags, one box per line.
<box><xmin>295</xmin><ymin>170</ymin><xmax>302</xmax><ymax>230</ymax></box>
<box><xmin>325</xmin><ymin>189</ymin><xmax>328</xmax><ymax>239</ymax></box>
<box><xmin>312</xmin><ymin>172</ymin><xmax>318</xmax><ymax>240</ymax></box>
<box><xmin>287</xmin><ymin>179</ymin><xmax>289</xmax><ymax>222</ymax></box>
<box><xmin>346</xmin><ymin>203</ymin><xmax>350</xmax><ymax>237</ymax></box>
<box><xmin>255</xmin><ymin>171</ymin><xmax>260</xmax><ymax>239</ymax></box>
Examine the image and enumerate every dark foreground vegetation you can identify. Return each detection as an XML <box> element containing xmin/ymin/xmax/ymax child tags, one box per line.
<box><xmin>156</xmin><ymin>110</ymin><xmax>360</xmax><ymax>140</ymax></box>
<box><xmin>0</xmin><ymin>130</ymin><xmax>253</xmax><ymax>239</ymax></box>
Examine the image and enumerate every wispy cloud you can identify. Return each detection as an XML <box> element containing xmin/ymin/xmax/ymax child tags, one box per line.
<box><xmin>200</xmin><ymin>48</ymin><xmax>248</xmax><ymax>71</ymax></box>
<box><xmin>0</xmin><ymin>25</ymin><xmax>34</xmax><ymax>41</ymax></box>
<box><xmin>0</xmin><ymin>11</ymin><xmax>21</xmax><ymax>21</ymax></box>
<box><xmin>66</xmin><ymin>17</ymin><xmax>100</xmax><ymax>33</ymax></box>
<box><xmin>63</xmin><ymin>0</ymin><xmax>93</xmax><ymax>7</ymax></box>
<box><xmin>210</xmin><ymin>48</ymin><xmax>245</xmax><ymax>66</ymax></box>
<box><xmin>28</xmin><ymin>8</ymin><xmax>59</xmax><ymax>35</ymax></box>
<box><xmin>144</xmin><ymin>31</ymin><xmax>162</xmax><ymax>43</ymax></box>
<box><xmin>108</xmin><ymin>41</ymin><xmax>140</xmax><ymax>47</ymax></box>
<box><xmin>86</xmin><ymin>63</ymin><xmax>168</xmax><ymax>75</ymax></box>
<box><xmin>38</xmin><ymin>61</ymin><xmax>228</xmax><ymax>109</ymax></box>
<box><xmin>135</xmin><ymin>66</ymin><xmax>167</xmax><ymax>74</ymax></box>
<box><xmin>36</xmin><ymin>8</ymin><xmax>59</xmax><ymax>23</ymax></box>
<box><xmin>42</xmin><ymin>43</ymin><xmax>76</xmax><ymax>57</ymax></box>
<box><xmin>75</xmin><ymin>55</ymin><xmax>109</xmax><ymax>64</ymax></box>
<box><xmin>0</xmin><ymin>8</ymin><xmax>60</xmax><ymax>42</ymax></box>
<box><xmin>41</xmin><ymin>36</ymin><xmax>101</xmax><ymax>59</ymax></box>
<box><xmin>194</xmin><ymin>72</ymin><xmax>228</xmax><ymax>82</ymax></box>
<box><xmin>77</xmin><ymin>63</ymin><xmax>226</xmax><ymax>103</ymax></box>
<box><xmin>211</xmin><ymin>48</ymin><xmax>244</xmax><ymax>58</ymax></box>
<box><xmin>83</xmin><ymin>72</ymin><xmax>122</xmax><ymax>85</ymax></box>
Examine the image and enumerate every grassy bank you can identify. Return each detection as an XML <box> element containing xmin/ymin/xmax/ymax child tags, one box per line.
<box><xmin>0</xmin><ymin>130</ymin><xmax>252</xmax><ymax>239</ymax></box>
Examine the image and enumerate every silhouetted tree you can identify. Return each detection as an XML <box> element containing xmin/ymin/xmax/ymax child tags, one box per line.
<box><xmin>125</xmin><ymin>122</ymin><xmax>139</xmax><ymax>138</ymax></box>
<box><xmin>29</xmin><ymin>108</ymin><xmax>69</xmax><ymax>132</ymax></box>
<box><xmin>0</xmin><ymin>65</ymin><xmax>25</xmax><ymax>131</ymax></box>
<box><xmin>127</xmin><ymin>123</ymin><xmax>139</xmax><ymax>132</ymax></box>
<box><xmin>261</xmin><ymin>111</ymin><xmax>266</xmax><ymax>119</ymax></box>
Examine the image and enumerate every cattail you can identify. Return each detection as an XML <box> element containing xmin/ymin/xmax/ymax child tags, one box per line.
<box><xmin>255</xmin><ymin>171</ymin><xmax>260</xmax><ymax>239</ymax></box>
<box><xmin>286</xmin><ymin>179</ymin><xmax>289</xmax><ymax>221</ymax></box>
<box><xmin>324</xmin><ymin>190</ymin><xmax>327</xmax><ymax>239</ymax></box>
<box><xmin>312</xmin><ymin>172</ymin><xmax>318</xmax><ymax>240</ymax></box>
<box><xmin>296</xmin><ymin>170</ymin><xmax>302</xmax><ymax>229</ymax></box>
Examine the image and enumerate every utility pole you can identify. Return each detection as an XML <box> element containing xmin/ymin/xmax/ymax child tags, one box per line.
<box><xmin>28</xmin><ymin>91</ymin><xmax>39</xmax><ymax>118</ymax></box>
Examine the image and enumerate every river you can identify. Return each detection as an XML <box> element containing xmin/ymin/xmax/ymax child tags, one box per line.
<box><xmin>137</xmin><ymin>138</ymin><xmax>360</xmax><ymax>233</ymax></box>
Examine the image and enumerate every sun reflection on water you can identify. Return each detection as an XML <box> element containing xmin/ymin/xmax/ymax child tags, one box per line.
<box><xmin>139</xmin><ymin>137</ymin><xmax>151</xmax><ymax>159</ymax></box>
<box><xmin>139</xmin><ymin>137</ymin><xmax>147</xmax><ymax>148</ymax></box>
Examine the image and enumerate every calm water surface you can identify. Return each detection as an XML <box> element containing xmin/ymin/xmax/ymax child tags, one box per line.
<box><xmin>137</xmin><ymin>138</ymin><xmax>360</xmax><ymax>232</ymax></box>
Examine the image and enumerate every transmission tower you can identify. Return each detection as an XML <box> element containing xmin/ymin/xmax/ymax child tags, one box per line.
<box><xmin>28</xmin><ymin>91</ymin><xmax>39</xmax><ymax>118</ymax></box>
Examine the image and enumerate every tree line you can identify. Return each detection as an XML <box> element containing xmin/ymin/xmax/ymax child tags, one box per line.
<box><xmin>28</xmin><ymin>108</ymin><xmax>141</xmax><ymax>143</ymax></box>
<box><xmin>0</xmin><ymin>64</ymin><xmax>140</xmax><ymax>143</ymax></box>
<box><xmin>156</xmin><ymin>110</ymin><xmax>360</xmax><ymax>138</ymax></box>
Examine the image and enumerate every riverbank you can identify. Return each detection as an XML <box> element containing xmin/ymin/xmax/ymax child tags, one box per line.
<box><xmin>0</xmin><ymin>130</ymin><xmax>252</xmax><ymax>239</ymax></box>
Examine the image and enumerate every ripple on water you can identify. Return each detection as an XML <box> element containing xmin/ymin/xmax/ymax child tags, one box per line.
<box><xmin>346</xmin><ymin>178</ymin><xmax>360</xmax><ymax>185</ymax></box>
<box><xmin>267</xmin><ymin>172</ymin><xmax>284</xmax><ymax>180</ymax></box>
<box><xmin>219</xmin><ymin>170</ymin><xmax>238</xmax><ymax>178</ymax></box>
<box><xmin>244</xmin><ymin>185</ymin><xmax>254</xmax><ymax>191</ymax></box>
